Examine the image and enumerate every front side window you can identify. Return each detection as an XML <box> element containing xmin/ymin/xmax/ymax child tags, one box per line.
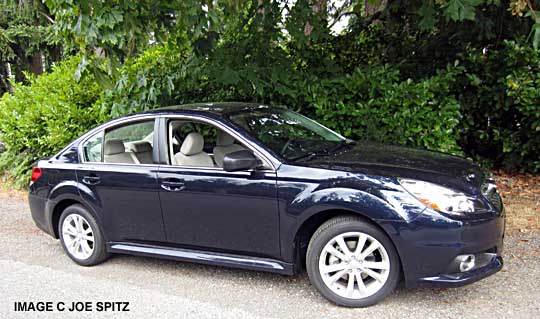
<box><xmin>168</xmin><ymin>120</ymin><xmax>248</xmax><ymax>168</ymax></box>
<box><xmin>228</xmin><ymin>108</ymin><xmax>345</xmax><ymax>160</ymax></box>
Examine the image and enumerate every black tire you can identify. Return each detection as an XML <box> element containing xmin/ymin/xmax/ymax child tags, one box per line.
<box><xmin>306</xmin><ymin>216</ymin><xmax>400</xmax><ymax>307</ymax></box>
<box><xmin>58</xmin><ymin>204</ymin><xmax>110</xmax><ymax>266</ymax></box>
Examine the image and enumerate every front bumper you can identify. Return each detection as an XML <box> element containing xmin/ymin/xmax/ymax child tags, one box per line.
<box><xmin>381</xmin><ymin>206</ymin><xmax>505</xmax><ymax>289</ymax></box>
<box><xmin>417</xmin><ymin>255</ymin><xmax>503</xmax><ymax>287</ymax></box>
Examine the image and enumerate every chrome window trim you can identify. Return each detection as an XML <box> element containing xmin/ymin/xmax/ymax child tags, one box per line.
<box><xmin>78</xmin><ymin>115</ymin><xmax>159</xmax><ymax>164</ymax></box>
<box><xmin>164</xmin><ymin>114</ymin><xmax>278</xmax><ymax>171</ymax></box>
<box><xmin>77</xmin><ymin>161</ymin><xmax>274</xmax><ymax>176</ymax></box>
<box><xmin>76</xmin><ymin>113</ymin><xmax>280</xmax><ymax>172</ymax></box>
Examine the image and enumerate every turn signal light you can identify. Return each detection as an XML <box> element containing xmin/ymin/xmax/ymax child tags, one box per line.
<box><xmin>418</xmin><ymin>197</ymin><xmax>441</xmax><ymax>211</ymax></box>
<box><xmin>31</xmin><ymin>167</ymin><xmax>42</xmax><ymax>183</ymax></box>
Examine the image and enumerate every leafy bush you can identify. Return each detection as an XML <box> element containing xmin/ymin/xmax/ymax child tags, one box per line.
<box><xmin>102</xmin><ymin>34</ymin><xmax>303</xmax><ymax>116</ymax></box>
<box><xmin>103</xmin><ymin>42</ymin><xmax>464</xmax><ymax>156</ymax></box>
<box><xmin>100</xmin><ymin>43</ymin><xmax>190</xmax><ymax>117</ymax></box>
<box><xmin>455</xmin><ymin>40</ymin><xmax>540</xmax><ymax>172</ymax></box>
<box><xmin>307</xmin><ymin>65</ymin><xmax>464</xmax><ymax>155</ymax></box>
<box><xmin>0</xmin><ymin>56</ymin><xmax>105</xmax><ymax>187</ymax></box>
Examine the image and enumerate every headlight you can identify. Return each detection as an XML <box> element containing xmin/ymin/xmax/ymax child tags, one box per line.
<box><xmin>399</xmin><ymin>178</ymin><xmax>480</xmax><ymax>216</ymax></box>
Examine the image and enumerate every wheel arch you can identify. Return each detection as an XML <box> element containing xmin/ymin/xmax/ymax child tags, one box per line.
<box><xmin>292</xmin><ymin>208</ymin><xmax>405</xmax><ymax>281</ymax></box>
<box><xmin>50</xmin><ymin>198</ymin><xmax>97</xmax><ymax>239</ymax></box>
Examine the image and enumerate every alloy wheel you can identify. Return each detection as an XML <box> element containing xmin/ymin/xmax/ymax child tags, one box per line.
<box><xmin>318</xmin><ymin>231</ymin><xmax>390</xmax><ymax>299</ymax></box>
<box><xmin>61</xmin><ymin>214</ymin><xmax>95</xmax><ymax>260</ymax></box>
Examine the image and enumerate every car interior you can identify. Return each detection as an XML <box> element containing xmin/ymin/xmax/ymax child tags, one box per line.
<box><xmin>168</xmin><ymin>120</ymin><xmax>247</xmax><ymax>168</ymax></box>
<box><xmin>85</xmin><ymin>119</ymin><xmax>251</xmax><ymax>168</ymax></box>
<box><xmin>97</xmin><ymin>120</ymin><xmax>156</xmax><ymax>165</ymax></box>
<box><xmin>103</xmin><ymin>139</ymin><xmax>154</xmax><ymax>164</ymax></box>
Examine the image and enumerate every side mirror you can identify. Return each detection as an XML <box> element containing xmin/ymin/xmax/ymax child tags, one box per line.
<box><xmin>223</xmin><ymin>150</ymin><xmax>262</xmax><ymax>172</ymax></box>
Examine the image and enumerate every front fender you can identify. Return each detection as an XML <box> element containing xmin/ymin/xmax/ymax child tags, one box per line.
<box><xmin>280</xmin><ymin>187</ymin><xmax>418</xmax><ymax>264</ymax></box>
<box><xmin>277</xmin><ymin>166</ymin><xmax>427</xmax><ymax>265</ymax></box>
<box><xmin>288</xmin><ymin>187</ymin><xmax>410</xmax><ymax>223</ymax></box>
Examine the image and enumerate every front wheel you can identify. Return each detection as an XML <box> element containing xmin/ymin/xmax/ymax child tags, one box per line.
<box><xmin>306</xmin><ymin>216</ymin><xmax>400</xmax><ymax>307</ymax></box>
<box><xmin>59</xmin><ymin>204</ymin><xmax>110</xmax><ymax>266</ymax></box>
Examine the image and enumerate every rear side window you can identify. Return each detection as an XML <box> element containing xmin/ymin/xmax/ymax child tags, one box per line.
<box><xmin>105</xmin><ymin>121</ymin><xmax>154</xmax><ymax>143</ymax></box>
<box><xmin>81</xmin><ymin>120</ymin><xmax>155</xmax><ymax>164</ymax></box>
<box><xmin>82</xmin><ymin>132</ymin><xmax>103</xmax><ymax>162</ymax></box>
<box><xmin>102</xmin><ymin>120</ymin><xmax>155</xmax><ymax>164</ymax></box>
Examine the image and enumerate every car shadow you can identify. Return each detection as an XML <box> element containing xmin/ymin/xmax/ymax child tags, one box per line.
<box><xmin>98</xmin><ymin>252</ymin><xmax>500</xmax><ymax>309</ymax></box>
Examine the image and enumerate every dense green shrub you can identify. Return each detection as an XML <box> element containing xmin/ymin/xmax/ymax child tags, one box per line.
<box><xmin>0</xmin><ymin>56</ymin><xmax>105</xmax><ymax>187</ymax></box>
<box><xmin>2</xmin><ymin>41</ymin><xmax>537</xmax><ymax>191</ymax></box>
<box><xmin>101</xmin><ymin>34</ymin><xmax>303</xmax><ymax>117</ymax></box>
<box><xmin>307</xmin><ymin>65</ymin><xmax>464</xmax><ymax>155</ymax></box>
<box><xmin>455</xmin><ymin>40</ymin><xmax>540</xmax><ymax>172</ymax></box>
<box><xmin>103</xmin><ymin>41</ymin><xmax>464</xmax><ymax>155</ymax></box>
<box><xmin>100</xmin><ymin>43</ymin><xmax>190</xmax><ymax>117</ymax></box>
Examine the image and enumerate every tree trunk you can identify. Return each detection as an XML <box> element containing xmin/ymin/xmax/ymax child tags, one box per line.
<box><xmin>304</xmin><ymin>0</ymin><xmax>328</xmax><ymax>36</ymax></box>
<box><xmin>0</xmin><ymin>63</ymin><xmax>12</xmax><ymax>94</ymax></box>
<box><xmin>313</xmin><ymin>0</ymin><xmax>327</xmax><ymax>15</ymax></box>
<box><xmin>28</xmin><ymin>52</ymin><xmax>44</xmax><ymax>75</ymax></box>
<box><xmin>365</xmin><ymin>0</ymin><xmax>387</xmax><ymax>16</ymax></box>
<box><xmin>13</xmin><ymin>64</ymin><xmax>26</xmax><ymax>83</ymax></box>
<box><xmin>45</xmin><ymin>45</ymin><xmax>63</xmax><ymax>72</ymax></box>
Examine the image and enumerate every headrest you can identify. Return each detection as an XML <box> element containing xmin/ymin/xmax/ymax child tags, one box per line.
<box><xmin>128</xmin><ymin>141</ymin><xmax>152</xmax><ymax>153</ymax></box>
<box><xmin>181</xmin><ymin>132</ymin><xmax>204</xmax><ymax>156</ymax></box>
<box><xmin>104</xmin><ymin>139</ymin><xmax>125</xmax><ymax>155</ymax></box>
<box><xmin>216</xmin><ymin>131</ymin><xmax>235</xmax><ymax>146</ymax></box>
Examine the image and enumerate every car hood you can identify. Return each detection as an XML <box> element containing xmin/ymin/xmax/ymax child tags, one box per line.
<box><xmin>294</xmin><ymin>142</ymin><xmax>486</xmax><ymax>191</ymax></box>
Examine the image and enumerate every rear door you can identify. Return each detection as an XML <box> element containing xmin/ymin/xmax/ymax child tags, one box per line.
<box><xmin>77</xmin><ymin>117</ymin><xmax>166</xmax><ymax>243</ymax></box>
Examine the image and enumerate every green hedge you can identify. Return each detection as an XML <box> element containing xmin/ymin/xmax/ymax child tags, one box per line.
<box><xmin>1</xmin><ymin>40</ymin><xmax>539</xmax><ymax>188</ymax></box>
<box><xmin>101</xmin><ymin>44</ymin><xmax>464</xmax><ymax>156</ymax></box>
<box><xmin>0</xmin><ymin>57</ymin><xmax>105</xmax><ymax>187</ymax></box>
<box><xmin>306</xmin><ymin>65</ymin><xmax>463</xmax><ymax>155</ymax></box>
<box><xmin>99</xmin><ymin>40</ymin><xmax>539</xmax><ymax>172</ymax></box>
<box><xmin>455</xmin><ymin>40</ymin><xmax>540</xmax><ymax>172</ymax></box>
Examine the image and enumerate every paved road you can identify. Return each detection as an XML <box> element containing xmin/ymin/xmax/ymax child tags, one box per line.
<box><xmin>1</xmin><ymin>195</ymin><xmax>539</xmax><ymax>318</ymax></box>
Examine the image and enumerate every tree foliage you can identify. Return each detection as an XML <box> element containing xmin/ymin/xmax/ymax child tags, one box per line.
<box><xmin>0</xmin><ymin>0</ymin><xmax>61</xmax><ymax>94</ymax></box>
<box><xmin>0</xmin><ymin>57</ymin><xmax>104</xmax><ymax>187</ymax></box>
<box><xmin>0</xmin><ymin>0</ymin><xmax>539</xmax><ymax>187</ymax></box>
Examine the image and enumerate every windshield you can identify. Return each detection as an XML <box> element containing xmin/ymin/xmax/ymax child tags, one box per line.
<box><xmin>228</xmin><ymin>108</ymin><xmax>346</xmax><ymax>160</ymax></box>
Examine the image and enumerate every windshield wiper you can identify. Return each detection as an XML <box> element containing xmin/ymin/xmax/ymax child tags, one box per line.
<box><xmin>289</xmin><ymin>140</ymin><xmax>354</xmax><ymax>162</ymax></box>
<box><xmin>324</xmin><ymin>140</ymin><xmax>353</xmax><ymax>154</ymax></box>
<box><xmin>288</xmin><ymin>151</ymin><xmax>323</xmax><ymax>162</ymax></box>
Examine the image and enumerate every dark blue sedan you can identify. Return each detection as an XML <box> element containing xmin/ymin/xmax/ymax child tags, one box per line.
<box><xmin>28</xmin><ymin>102</ymin><xmax>505</xmax><ymax>307</ymax></box>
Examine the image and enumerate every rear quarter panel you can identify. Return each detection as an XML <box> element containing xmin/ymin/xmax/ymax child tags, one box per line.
<box><xmin>28</xmin><ymin>145</ymin><xmax>82</xmax><ymax>237</ymax></box>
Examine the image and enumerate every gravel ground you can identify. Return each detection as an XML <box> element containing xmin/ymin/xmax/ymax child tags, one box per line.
<box><xmin>0</xmin><ymin>195</ymin><xmax>539</xmax><ymax>318</ymax></box>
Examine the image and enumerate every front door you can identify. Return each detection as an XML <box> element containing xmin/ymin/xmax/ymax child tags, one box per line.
<box><xmin>157</xmin><ymin>117</ymin><xmax>280</xmax><ymax>258</ymax></box>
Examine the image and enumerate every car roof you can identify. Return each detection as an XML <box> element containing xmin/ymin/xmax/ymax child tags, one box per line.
<box><xmin>145</xmin><ymin>102</ymin><xmax>285</xmax><ymax>117</ymax></box>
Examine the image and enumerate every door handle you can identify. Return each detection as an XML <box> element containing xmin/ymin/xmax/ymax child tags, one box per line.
<box><xmin>82</xmin><ymin>174</ymin><xmax>101</xmax><ymax>185</ymax></box>
<box><xmin>161</xmin><ymin>179</ymin><xmax>185</xmax><ymax>191</ymax></box>
<box><xmin>161</xmin><ymin>184</ymin><xmax>185</xmax><ymax>191</ymax></box>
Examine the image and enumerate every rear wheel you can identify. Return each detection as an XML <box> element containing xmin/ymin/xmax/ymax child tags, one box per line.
<box><xmin>306</xmin><ymin>216</ymin><xmax>400</xmax><ymax>307</ymax></box>
<box><xmin>59</xmin><ymin>204</ymin><xmax>110</xmax><ymax>266</ymax></box>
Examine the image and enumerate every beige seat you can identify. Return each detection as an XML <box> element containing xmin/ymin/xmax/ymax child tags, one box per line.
<box><xmin>128</xmin><ymin>141</ymin><xmax>153</xmax><ymax>164</ymax></box>
<box><xmin>104</xmin><ymin>139</ymin><xmax>136</xmax><ymax>164</ymax></box>
<box><xmin>174</xmin><ymin>132</ymin><xmax>214</xmax><ymax>167</ymax></box>
<box><xmin>213</xmin><ymin>131</ymin><xmax>246</xmax><ymax>168</ymax></box>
